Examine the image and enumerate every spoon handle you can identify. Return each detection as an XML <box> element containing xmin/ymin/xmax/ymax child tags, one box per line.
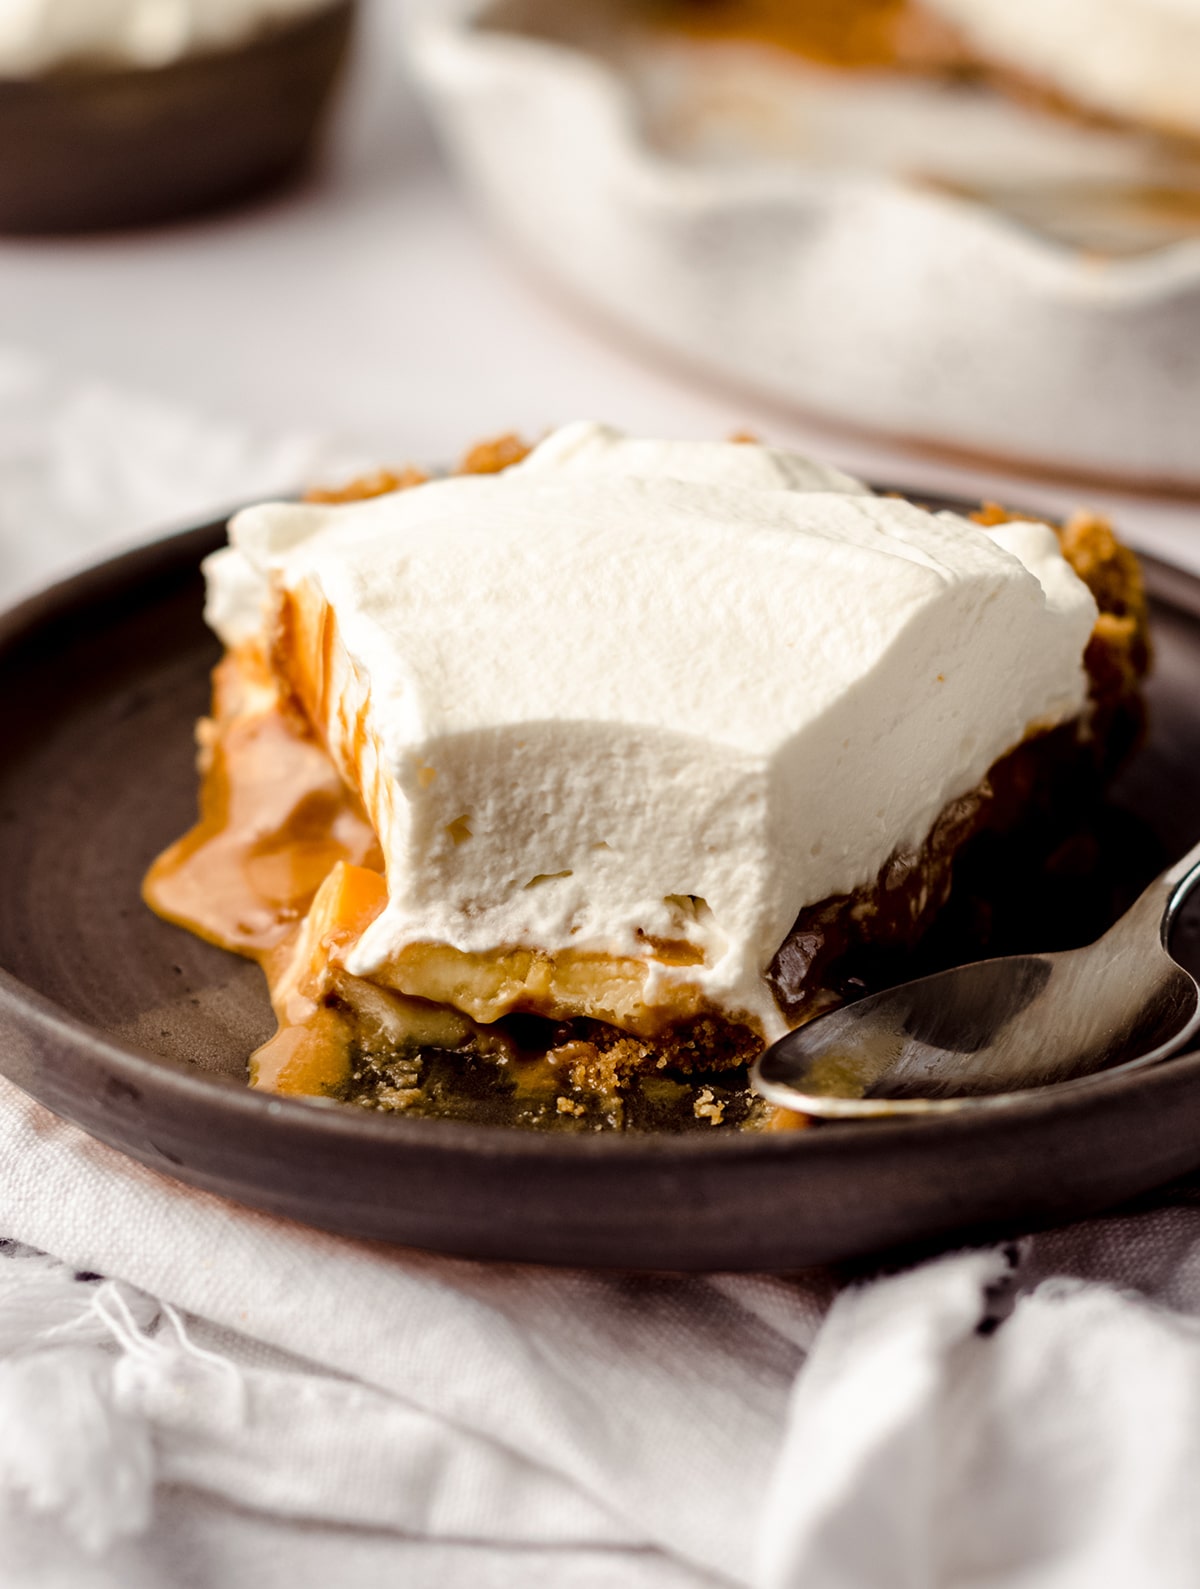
<box><xmin>1096</xmin><ymin>838</ymin><xmax>1200</xmax><ymax>956</ymax></box>
<box><xmin>1160</xmin><ymin>840</ymin><xmax>1200</xmax><ymax>944</ymax></box>
<box><xmin>1164</xmin><ymin>839</ymin><xmax>1200</xmax><ymax>893</ymax></box>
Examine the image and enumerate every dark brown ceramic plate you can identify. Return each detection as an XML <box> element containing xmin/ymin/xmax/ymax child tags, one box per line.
<box><xmin>1</xmin><ymin>514</ymin><xmax>1199</xmax><ymax>1271</ymax></box>
<box><xmin>0</xmin><ymin>1</ymin><xmax>354</xmax><ymax>234</ymax></box>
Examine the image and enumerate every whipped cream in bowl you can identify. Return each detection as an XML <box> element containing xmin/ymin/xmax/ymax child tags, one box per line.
<box><xmin>0</xmin><ymin>0</ymin><xmax>339</xmax><ymax>74</ymax></box>
<box><xmin>0</xmin><ymin>0</ymin><xmax>354</xmax><ymax>234</ymax></box>
<box><xmin>201</xmin><ymin>423</ymin><xmax>1101</xmax><ymax>1055</ymax></box>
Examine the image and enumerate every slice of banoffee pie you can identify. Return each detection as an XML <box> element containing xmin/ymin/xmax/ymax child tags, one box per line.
<box><xmin>145</xmin><ymin>423</ymin><xmax>1147</xmax><ymax>1123</ymax></box>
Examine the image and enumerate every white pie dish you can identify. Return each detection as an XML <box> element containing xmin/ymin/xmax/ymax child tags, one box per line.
<box><xmin>406</xmin><ymin>0</ymin><xmax>1200</xmax><ymax>490</ymax></box>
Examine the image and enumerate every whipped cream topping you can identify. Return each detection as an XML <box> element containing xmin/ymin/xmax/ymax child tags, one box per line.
<box><xmin>922</xmin><ymin>0</ymin><xmax>1200</xmax><ymax>139</ymax></box>
<box><xmin>208</xmin><ymin>423</ymin><xmax>1097</xmax><ymax>1038</ymax></box>
<box><xmin>0</xmin><ymin>0</ymin><xmax>334</xmax><ymax>75</ymax></box>
<box><xmin>515</xmin><ymin>419</ymin><xmax>871</xmax><ymax>495</ymax></box>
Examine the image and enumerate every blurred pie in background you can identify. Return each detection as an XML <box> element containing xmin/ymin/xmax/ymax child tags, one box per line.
<box><xmin>417</xmin><ymin>0</ymin><xmax>1200</xmax><ymax>484</ymax></box>
<box><xmin>0</xmin><ymin>0</ymin><xmax>356</xmax><ymax>233</ymax></box>
<box><xmin>642</xmin><ymin>0</ymin><xmax>1200</xmax><ymax>255</ymax></box>
<box><xmin>652</xmin><ymin>0</ymin><xmax>971</xmax><ymax>73</ymax></box>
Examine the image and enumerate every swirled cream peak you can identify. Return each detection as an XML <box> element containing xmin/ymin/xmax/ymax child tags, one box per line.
<box><xmin>0</xmin><ymin>0</ymin><xmax>333</xmax><ymax>75</ymax></box>
<box><xmin>922</xmin><ymin>0</ymin><xmax>1200</xmax><ymax>139</ymax></box>
<box><xmin>209</xmin><ymin>422</ymin><xmax>1096</xmax><ymax>1037</ymax></box>
<box><xmin>513</xmin><ymin>419</ymin><xmax>871</xmax><ymax>495</ymax></box>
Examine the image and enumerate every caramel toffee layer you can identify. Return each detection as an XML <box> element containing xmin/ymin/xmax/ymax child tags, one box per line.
<box><xmin>144</xmin><ymin>494</ymin><xmax>1148</xmax><ymax>1110</ymax></box>
<box><xmin>648</xmin><ymin>0</ymin><xmax>972</xmax><ymax>73</ymax></box>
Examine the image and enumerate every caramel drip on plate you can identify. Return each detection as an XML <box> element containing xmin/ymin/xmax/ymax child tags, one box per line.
<box><xmin>143</xmin><ymin>647</ymin><xmax>387</xmax><ymax>1094</ymax></box>
<box><xmin>144</xmin><ymin>648</ymin><xmax>382</xmax><ymax>955</ymax></box>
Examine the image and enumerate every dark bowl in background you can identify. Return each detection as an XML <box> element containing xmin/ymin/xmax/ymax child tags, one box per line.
<box><xmin>0</xmin><ymin>0</ymin><xmax>356</xmax><ymax>234</ymax></box>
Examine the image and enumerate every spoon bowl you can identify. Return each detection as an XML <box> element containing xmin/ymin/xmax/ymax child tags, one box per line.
<box><xmin>753</xmin><ymin>841</ymin><xmax>1200</xmax><ymax>1118</ymax></box>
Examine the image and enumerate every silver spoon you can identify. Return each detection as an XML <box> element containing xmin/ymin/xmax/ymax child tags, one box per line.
<box><xmin>752</xmin><ymin>841</ymin><xmax>1200</xmax><ymax>1118</ymax></box>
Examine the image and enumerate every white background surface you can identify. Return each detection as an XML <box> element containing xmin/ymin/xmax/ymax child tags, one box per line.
<box><xmin>0</xmin><ymin>0</ymin><xmax>1197</xmax><ymax>576</ymax></box>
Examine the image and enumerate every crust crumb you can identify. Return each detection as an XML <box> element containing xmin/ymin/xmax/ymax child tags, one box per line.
<box><xmin>968</xmin><ymin>501</ymin><xmax>1150</xmax><ymax>708</ymax></box>
<box><xmin>302</xmin><ymin>430</ymin><xmax>532</xmax><ymax>505</ymax></box>
<box><xmin>969</xmin><ymin>500</ymin><xmax>1012</xmax><ymax>528</ymax></box>
<box><xmin>693</xmin><ymin>1086</ymin><xmax>726</xmax><ymax>1125</ymax></box>
<box><xmin>458</xmin><ymin>433</ymin><xmax>531</xmax><ymax>475</ymax></box>
<box><xmin>1059</xmin><ymin>510</ymin><xmax>1146</xmax><ymax>622</ymax></box>
<box><xmin>305</xmin><ymin>466</ymin><xmax>429</xmax><ymax>504</ymax></box>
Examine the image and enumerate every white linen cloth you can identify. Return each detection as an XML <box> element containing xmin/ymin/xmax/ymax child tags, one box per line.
<box><xmin>4</xmin><ymin>349</ymin><xmax>1200</xmax><ymax>1589</ymax></box>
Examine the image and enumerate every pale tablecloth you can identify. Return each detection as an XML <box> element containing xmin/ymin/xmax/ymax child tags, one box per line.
<box><xmin>3</xmin><ymin>350</ymin><xmax>1200</xmax><ymax>1589</ymax></box>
